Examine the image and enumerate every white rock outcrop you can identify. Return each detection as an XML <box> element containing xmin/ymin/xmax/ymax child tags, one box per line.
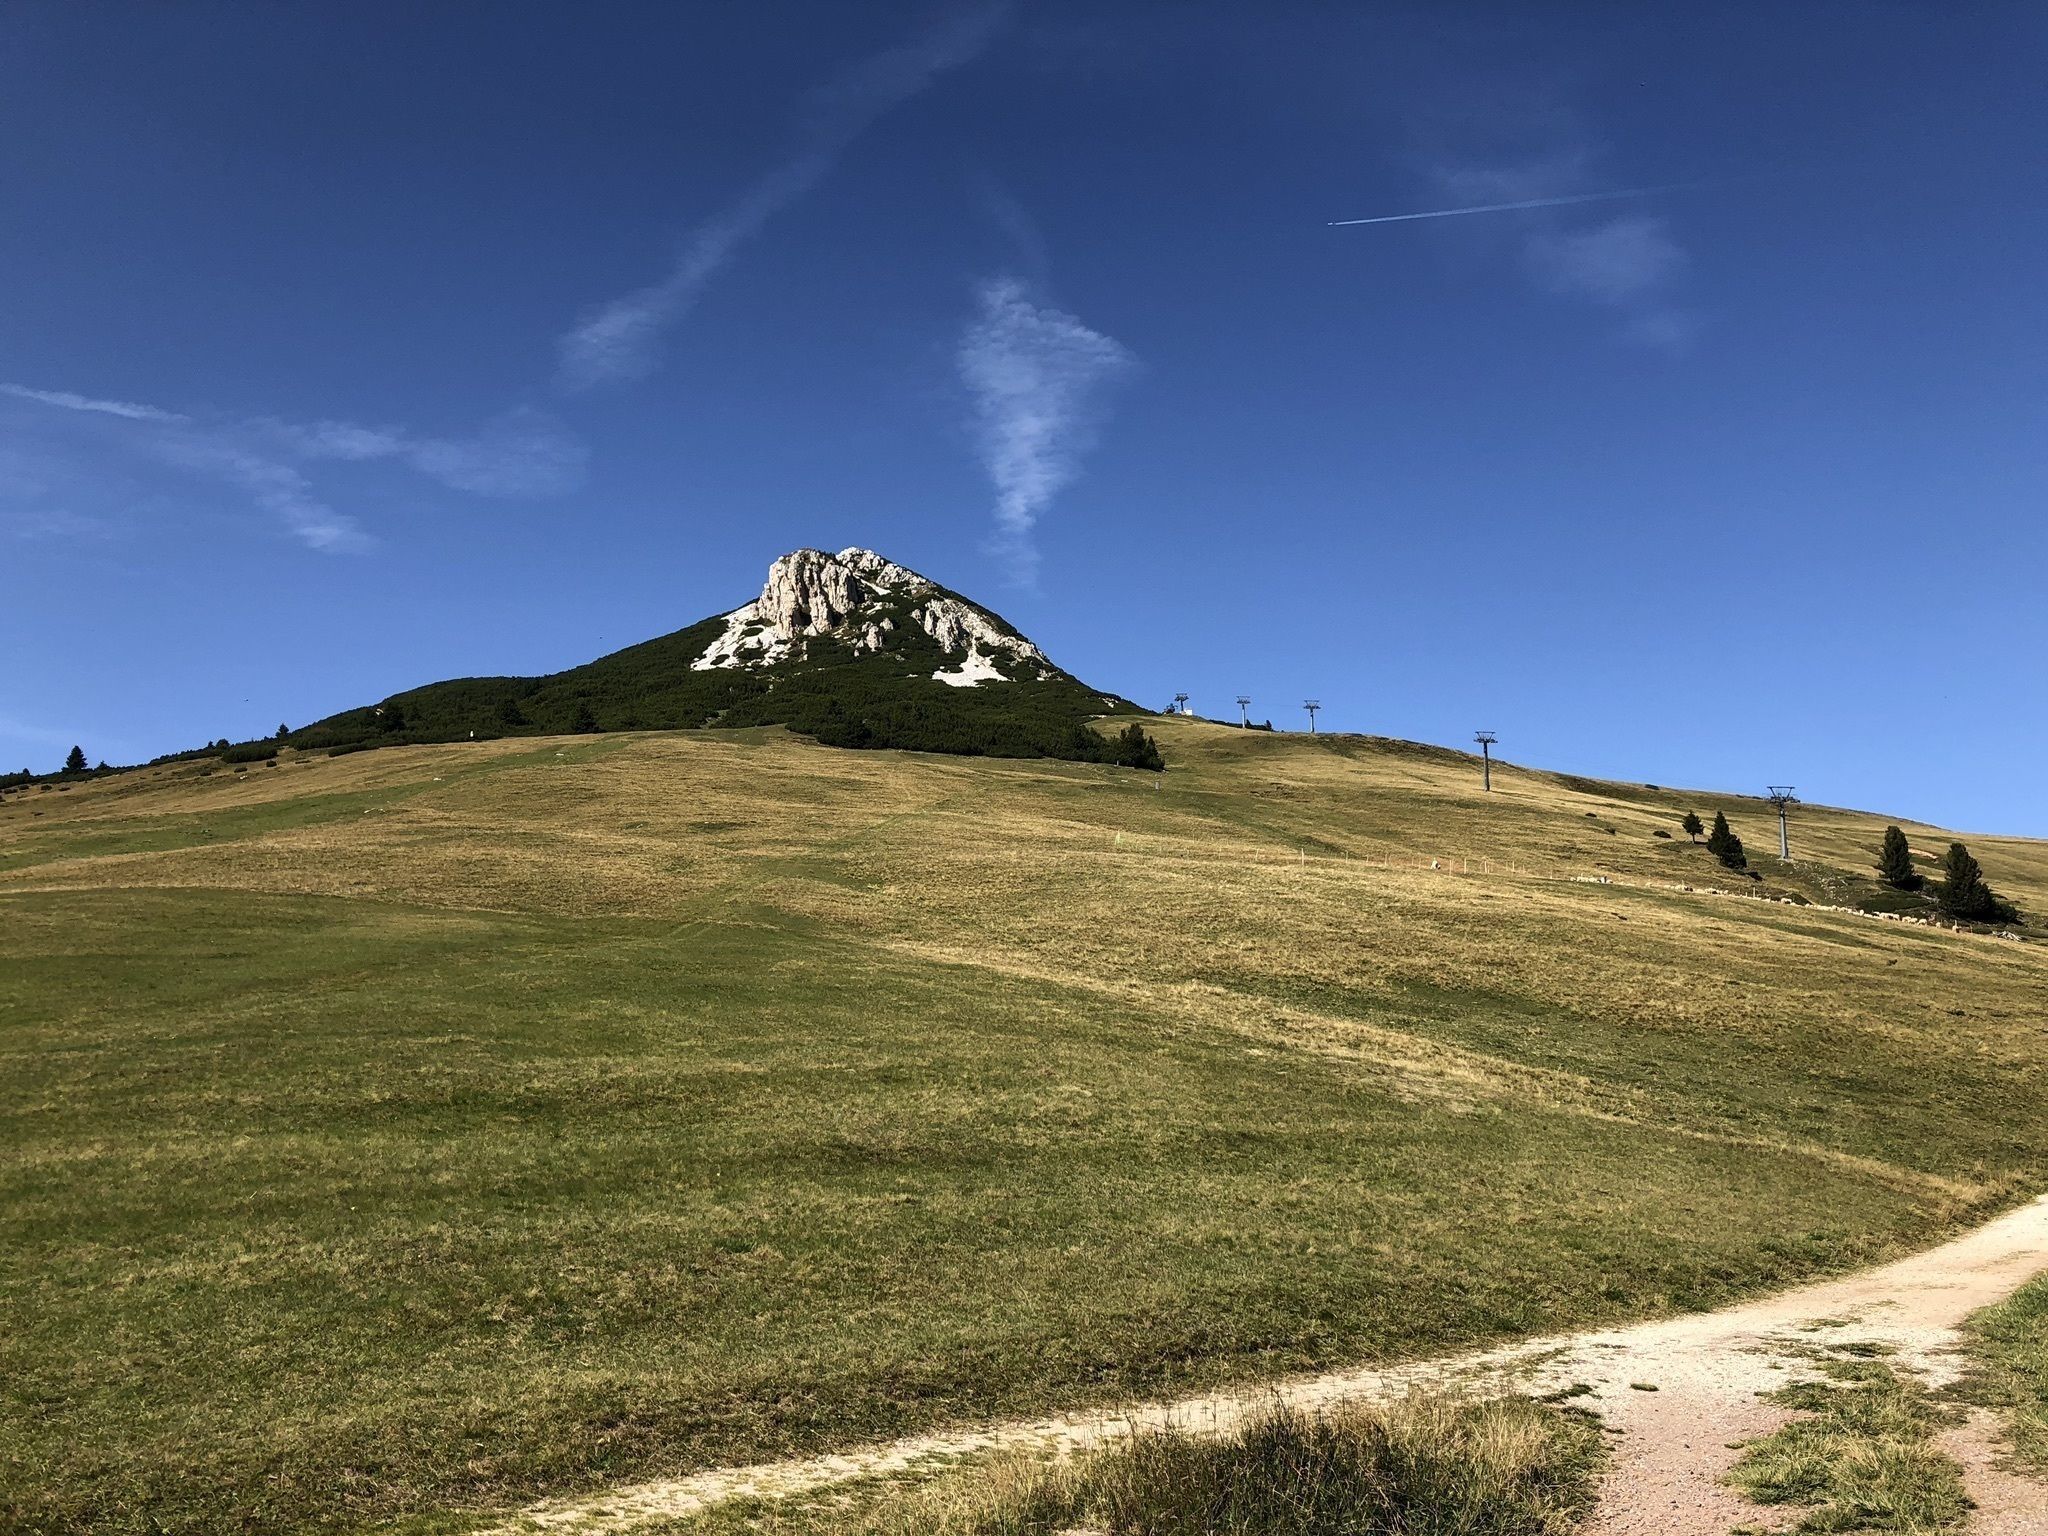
<box><xmin>692</xmin><ymin>548</ymin><xmax>1053</xmax><ymax>685</ymax></box>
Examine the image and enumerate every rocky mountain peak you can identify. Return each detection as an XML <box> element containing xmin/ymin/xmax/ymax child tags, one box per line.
<box><xmin>692</xmin><ymin>547</ymin><xmax>1053</xmax><ymax>686</ymax></box>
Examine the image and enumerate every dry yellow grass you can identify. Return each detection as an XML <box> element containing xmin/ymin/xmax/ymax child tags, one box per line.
<box><xmin>2</xmin><ymin>719</ymin><xmax>2043</xmax><ymax>1533</ymax></box>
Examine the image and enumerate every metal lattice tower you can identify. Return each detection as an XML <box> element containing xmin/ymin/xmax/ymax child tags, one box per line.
<box><xmin>1303</xmin><ymin>700</ymin><xmax>1320</xmax><ymax>734</ymax></box>
<box><xmin>1236</xmin><ymin>695</ymin><xmax>1251</xmax><ymax>726</ymax></box>
<box><xmin>1474</xmin><ymin>731</ymin><xmax>1497</xmax><ymax>792</ymax></box>
<box><xmin>1766</xmin><ymin>786</ymin><xmax>1798</xmax><ymax>861</ymax></box>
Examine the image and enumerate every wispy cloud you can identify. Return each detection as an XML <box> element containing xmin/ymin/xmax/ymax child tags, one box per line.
<box><xmin>1383</xmin><ymin>145</ymin><xmax>1698</xmax><ymax>349</ymax></box>
<box><xmin>0</xmin><ymin>382</ymin><xmax>188</xmax><ymax>422</ymax></box>
<box><xmin>3</xmin><ymin>383</ymin><xmax>586</xmax><ymax>551</ymax></box>
<box><xmin>154</xmin><ymin>437</ymin><xmax>372</xmax><ymax>553</ymax></box>
<box><xmin>264</xmin><ymin>407</ymin><xmax>587</xmax><ymax>497</ymax></box>
<box><xmin>1376</xmin><ymin>120</ymin><xmax>1695</xmax><ymax>352</ymax></box>
<box><xmin>956</xmin><ymin>275</ymin><xmax>1135</xmax><ymax>583</ymax></box>
<box><xmin>3</xmin><ymin>508</ymin><xmax>113</xmax><ymax>542</ymax></box>
<box><xmin>1525</xmin><ymin>214</ymin><xmax>1692</xmax><ymax>346</ymax></box>
<box><xmin>974</xmin><ymin>174</ymin><xmax>1052</xmax><ymax>285</ymax></box>
<box><xmin>557</xmin><ymin>3</ymin><xmax>1008</xmax><ymax>391</ymax></box>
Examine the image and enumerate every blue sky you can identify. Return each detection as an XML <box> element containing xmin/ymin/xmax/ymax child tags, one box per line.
<box><xmin>4</xmin><ymin>2</ymin><xmax>2045</xmax><ymax>834</ymax></box>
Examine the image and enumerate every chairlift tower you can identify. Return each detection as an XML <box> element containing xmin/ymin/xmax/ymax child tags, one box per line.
<box><xmin>1173</xmin><ymin>692</ymin><xmax>1190</xmax><ymax>717</ymax></box>
<box><xmin>1766</xmin><ymin>786</ymin><xmax>1798</xmax><ymax>862</ymax></box>
<box><xmin>1474</xmin><ymin>731</ymin><xmax>1497</xmax><ymax>792</ymax></box>
<box><xmin>1303</xmin><ymin>700</ymin><xmax>1320</xmax><ymax>734</ymax></box>
<box><xmin>1236</xmin><ymin>695</ymin><xmax>1251</xmax><ymax>727</ymax></box>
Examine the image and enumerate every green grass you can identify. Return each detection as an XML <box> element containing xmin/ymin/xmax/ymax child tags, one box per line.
<box><xmin>4</xmin><ymin>722</ymin><xmax>2046</xmax><ymax>1533</ymax></box>
<box><xmin>650</xmin><ymin>1394</ymin><xmax>1605</xmax><ymax>1535</ymax></box>
<box><xmin>1960</xmin><ymin>1275</ymin><xmax>2048</xmax><ymax>1473</ymax></box>
<box><xmin>1726</xmin><ymin>1354</ymin><xmax>1969</xmax><ymax>1533</ymax></box>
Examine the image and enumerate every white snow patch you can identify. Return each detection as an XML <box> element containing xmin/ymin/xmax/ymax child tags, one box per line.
<box><xmin>932</xmin><ymin>648</ymin><xmax>1006</xmax><ymax>687</ymax></box>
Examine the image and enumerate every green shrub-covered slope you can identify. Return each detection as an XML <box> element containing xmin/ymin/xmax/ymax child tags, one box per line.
<box><xmin>282</xmin><ymin>603</ymin><xmax>1148</xmax><ymax>765</ymax></box>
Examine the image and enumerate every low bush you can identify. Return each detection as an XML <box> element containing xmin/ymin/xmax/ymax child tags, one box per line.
<box><xmin>704</xmin><ymin>1395</ymin><xmax>1604</xmax><ymax>1535</ymax></box>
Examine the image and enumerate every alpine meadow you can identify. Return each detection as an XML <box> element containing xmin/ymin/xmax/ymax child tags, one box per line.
<box><xmin>6</xmin><ymin>696</ymin><xmax>2047</xmax><ymax>1532</ymax></box>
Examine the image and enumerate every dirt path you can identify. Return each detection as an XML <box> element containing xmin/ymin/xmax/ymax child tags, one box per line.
<box><xmin>490</xmin><ymin>1196</ymin><xmax>2048</xmax><ymax>1535</ymax></box>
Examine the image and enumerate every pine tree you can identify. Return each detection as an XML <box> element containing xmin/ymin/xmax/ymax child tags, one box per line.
<box><xmin>275</xmin><ymin>723</ymin><xmax>290</xmax><ymax>741</ymax></box>
<box><xmin>1936</xmin><ymin>842</ymin><xmax>2013</xmax><ymax>922</ymax></box>
<box><xmin>63</xmin><ymin>745</ymin><xmax>87</xmax><ymax>775</ymax></box>
<box><xmin>1114</xmin><ymin>723</ymin><xmax>1163</xmax><ymax>771</ymax></box>
<box><xmin>570</xmin><ymin>700</ymin><xmax>601</xmax><ymax>734</ymax></box>
<box><xmin>1680</xmin><ymin>811</ymin><xmax>1704</xmax><ymax>844</ymax></box>
<box><xmin>1706</xmin><ymin>811</ymin><xmax>1746</xmax><ymax>869</ymax></box>
<box><xmin>1876</xmin><ymin>825</ymin><xmax>1920</xmax><ymax>889</ymax></box>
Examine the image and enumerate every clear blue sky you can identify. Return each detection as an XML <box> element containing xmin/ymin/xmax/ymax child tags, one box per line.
<box><xmin>5</xmin><ymin>2</ymin><xmax>2044</xmax><ymax>834</ymax></box>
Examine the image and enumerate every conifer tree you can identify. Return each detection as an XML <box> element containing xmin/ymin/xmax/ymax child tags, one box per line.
<box><xmin>1706</xmin><ymin>811</ymin><xmax>1746</xmax><ymax>868</ymax></box>
<box><xmin>1680</xmin><ymin>811</ymin><xmax>1704</xmax><ymax>844</ymax></box>
<box><xmin>1114</xmin><ymin>723</ymin><xmax>1163</xmax><ymax>771</ymax></box>
<box><xmin>63</xmin><ymin>745</ymin><xmax>87</xmax><ymax>775</ymax></box>
<box><xmin>1876</xmin><ymin>825</ymin><xmax>1920</xmax><ymax>889</ymax></box>
<box><xmin>1936</xmin><ymin>842</ymin><xmax>2014</xmax><ymax>922</ymax></box>
<box><xmin>570</xmin><ymin>700</ymin><xmax>600</xmax><ymax>734</ymax></box>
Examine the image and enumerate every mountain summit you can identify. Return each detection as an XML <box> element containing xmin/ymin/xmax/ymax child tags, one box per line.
<box><xmin>695</xmin><ymin>547</ymin><xmax>1055</xmax><ymax>688</ymax></box>
<box><xmin>283</xmin><ymin>548</ymin><xmax>1149</xmax><ymax>764</ymax></box>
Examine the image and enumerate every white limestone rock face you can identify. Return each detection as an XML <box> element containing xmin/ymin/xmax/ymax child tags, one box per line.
<box><xmin>692</xmin><ymin>548</ymin><xmax>1053</xmax><ymax>686</ymax></box>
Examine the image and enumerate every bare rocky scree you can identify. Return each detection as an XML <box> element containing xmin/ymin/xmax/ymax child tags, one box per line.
<box><xmin>692</xmin><ymin>547</ymin><xmax>1054</xmax><ymax>687</ymax></box>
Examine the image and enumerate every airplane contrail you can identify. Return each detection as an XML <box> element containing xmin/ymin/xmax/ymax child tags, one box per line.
<box><xmin>1328</xmin><ymin>182</ymin><xmax>1694</xmax><ymax>228</ymax></box>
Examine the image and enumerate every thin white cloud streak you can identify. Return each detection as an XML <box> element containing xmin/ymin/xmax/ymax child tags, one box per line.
<box><xmin>956</xmin><ymin>276</ymin><xmax>1134</xmax><ymax>583</ymax></box>
<box><xmin>4</xmin><ymin>508</ymin><xmax>114</xmax><ymax>542</ymax></box>
<box><xmin>0</xmin><ymin>382</ymin><xmax>188</xmax><ymax>422</ymax></box>
<box><xmin>154</xmin><ymin>437</ymin><xmax>372</xmax><ymax>553</ymax></box>
<box><xmin>4</xmin><ymin>382</ymin><xmax>586</xmax><ymax>551</ymax></box>
<box><xmin>974</xmin><ymin>174</ymin><xmax>1052</xmax><ymax>284</ymax></box>
<box><xmin>1392</xmin><ymin>152</ymin><xmax>1697</xmax><ymax>350</ymax></box>
<box><xmin>1328</xmin><ymin>182</ymin><xmax>1692</xmax><ymax>227</ymax></box>
<box><xmin>264</xmin><ymin>408</ymin><xmax>587</xmax><ymax>497</ymax></box>
<box><xmin>557</xmin><ymin>2</ymin><xmax>1008</xmax><ymax>391</ymax></box>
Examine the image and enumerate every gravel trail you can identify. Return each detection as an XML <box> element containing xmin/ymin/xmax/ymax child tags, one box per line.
<box><xmin>490</xmin><ymin>1196</ymin><xmax>2048</xmax><ymax>1534</ymax></box>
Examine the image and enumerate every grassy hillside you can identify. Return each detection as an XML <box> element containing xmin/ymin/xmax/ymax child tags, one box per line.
<box><xmin>2</xmin><ymin>719</ymin><xmax>2045</xmax><ymax>1534</ymax></box>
